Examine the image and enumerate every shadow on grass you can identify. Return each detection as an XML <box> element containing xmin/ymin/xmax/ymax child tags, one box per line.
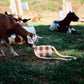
<box><xmin>35</xmin><ymin>24</ymin><xmax>84</xmax><ymax>51</ymax></box>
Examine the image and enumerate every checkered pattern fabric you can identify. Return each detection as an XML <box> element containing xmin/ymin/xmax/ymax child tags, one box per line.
<box><xmin>35</xmin><ymin>45</ymin><xmax>53</xmax><ymax>57</ymax></box>
<box><xmin>34</xmin><ymin>45</ymin><xmax>77</xmax><ymax>60</ymax></box>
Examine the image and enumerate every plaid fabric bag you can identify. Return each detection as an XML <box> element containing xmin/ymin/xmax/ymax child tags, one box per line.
<box><xmin>34</xmin><ymin>45</ymin><xmax>77</xmax><ymax>60</ymax></box>
<box><xmin>35</xmin><ymin>45</ymin><xmax>53</xmax><ymax>57</ymax></box>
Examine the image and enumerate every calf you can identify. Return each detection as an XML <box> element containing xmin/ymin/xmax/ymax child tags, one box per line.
<box><xmin>50</xmin><ymin>12</ymin><xmax>79</xmax><ymax>34</ymax></box>
<box><xmin>5</xmin><ymin>11</ymin><xmax>31</xmax><ymax>26</ymax></box>
<box><xmin>31</xmin><ymin>14</ymin><xmax>42</xmax><ymax>22</ymax></box>
<box><xmin>8</xmin><ymin>26</ymin><xmax>42</xmax><ymax>45</ymax></box>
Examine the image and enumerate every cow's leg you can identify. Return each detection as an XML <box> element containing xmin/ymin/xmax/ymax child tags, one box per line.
<box><xmin>1</xmin><ymin>46</ymin><xmax>5</xmax><ymax>56</ymax></box>
<box><xmin>0</xmin><ymin>40</ymin><xmax>5</xmax><ymax>56</ymax></box>
<box><xmin>0</xmin><ymin>41</ymin><xmax>2</xmax><ymax>56</ymax></box>
<box><xmin>3</xmin><ymin>40</ymin><xmax>19</xmax><ymax>56</ymax></box>
<box><xmin>0</xmin><ymin>46</ymin><xmax>2</xmax><ymax>56</ymax></box>
<box><xmin>9</xmin><ymin>46</ymin><xmax>19</xmax><ymax>56</ymax></box>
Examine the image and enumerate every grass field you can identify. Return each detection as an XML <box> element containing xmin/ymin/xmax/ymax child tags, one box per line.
<box><xmin>0</xmin><ymin>21</ymin><xmax>84</xmax><ymax>84</ymax></box>
<box><xmin>0</xmin><ymin>0</ymin><xmax>84</xmax><ymax>83</ymax></box>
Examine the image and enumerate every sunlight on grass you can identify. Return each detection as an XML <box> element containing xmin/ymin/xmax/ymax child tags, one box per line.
<box><xmin>28</xmin><ymin>21</ymin><xmax>42</xmax><ymax>26</ymax></box>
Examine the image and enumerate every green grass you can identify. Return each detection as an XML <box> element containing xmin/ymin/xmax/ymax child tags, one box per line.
<box><xmin>0</xmin><ymin>23</ymin><xmax>84</xmax><ymax>84</ymax></box>
<box><xmin>0</xmin><ymin>59</ymin><xmax>84</xmax><ymax>84</ymax></box>
<box><xmin>0</xmin><ymin>0</ymin><xmax>10</xmax><ymax>5</ymax></box>
<box><xmin>0</xmin><ymin>0</ymin><xmax>84</xmax><ymax>11</ymax></box>
<box><xmin>0</xmin><ymin>0</ymin><xmax>84</xmax><ymax>83</ymax></box>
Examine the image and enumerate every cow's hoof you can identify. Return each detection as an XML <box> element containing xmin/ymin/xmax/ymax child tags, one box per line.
<box><xmin>13</xmin><ymin>52</ymin><xmax>19</xmax><ymax>56</ymax></box>
<box><xmin>74</xmin><ymin>57</ymin><xmax>77</xmax><ymax>60</ymax></box>
<box><xmin>0</xmin><ymin>54</ymin><xmax>2</xmax><ymax>56</ymax></box>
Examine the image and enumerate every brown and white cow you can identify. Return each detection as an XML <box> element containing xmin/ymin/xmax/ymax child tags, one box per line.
<box><xmin>0</xmin><ymin>13</ymin><xmax>39</xmax><ymax>56</ymax></box>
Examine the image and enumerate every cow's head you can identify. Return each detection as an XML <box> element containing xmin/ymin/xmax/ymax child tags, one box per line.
<box><xmin>67</xmin><ymin>12</ymin><xmax>79</xmax><ymax>21</ymax></box>
<box><xmin>26</xmin><ymin>34</ymin><xmax>42</xmax><ymax>49</ymax></box>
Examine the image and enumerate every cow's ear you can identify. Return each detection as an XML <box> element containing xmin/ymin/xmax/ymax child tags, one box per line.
<box><xmin>27</xmin><ymin>35</ymin><xmax>33</xmax><ymax>44</ymax></box>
